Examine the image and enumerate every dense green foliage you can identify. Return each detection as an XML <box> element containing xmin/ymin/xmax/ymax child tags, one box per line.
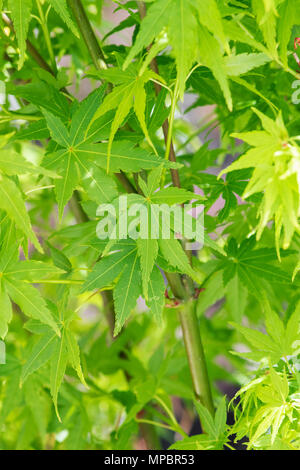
<box><xmin>0</xmin><ymin>0</ymin><xmax>299</xmax><ymax>451</ymax></box>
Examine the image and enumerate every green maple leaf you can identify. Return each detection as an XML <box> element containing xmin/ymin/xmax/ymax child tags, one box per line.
<box><xmin>213</xmin><ymin>236</ymin><xmax>296</xmax><ymax>298</ymax></box>
<box><xmin>87</xmin><ymin>64</ymin><xmax>163</xmax><ymax>171</ymax></box>
<box><xmin>193</xmin><ymin>169</ymin><xmax>251</xmax><ymax>222</ymax></box>
<box><xmin>47</xmin><ymin>0</ymin><xmax>79</xmax><ymax>38</ymax></box>
<box><xmin>21</xmin><ymin>301</ymin><xmax>87</xmax><ymax>421</ymax></box>
<box><xmin>123</xmin><ymin>0</ymin><xmax>230</xmax><ymax>103</ymax></box>
<box><xmin>231</xmin><ymin>302</ymin><xmax>300</xmax><ymax>363</ymax></box>
<box><xmin>8</xmin><ymin>0</ymin><xmax>32</xmax><ymax>69</ymax></box>
<box><xmin>41</xmin><ymin>87</ymin><xmax>180</xmax><ymax>217</ymax></box>
<box><xmin>219</xmin><ymin>108</ymin><xmax>300</xmax><ymax>253</ymax></box>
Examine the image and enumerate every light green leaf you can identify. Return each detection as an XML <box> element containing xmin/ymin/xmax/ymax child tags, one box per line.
<box><xmin>79</xmin><ymin>161</ymin><xmax>118</xmax><ymax>204</ymax></box>
<box><xmin>195</xmin><ymin>401</ymin><xmax>217</xmax><ymax>439</ymax></box>
<box><xmin>5</xmin><ymin>279</ymin><xmax>60</xmax><ymax>336</ymax></box>
<box><xmin>231</xmin><ymin>321</ymin><xmax>279</xmax><ymax>357</ymax></box>
<box><xmin>0</xmin><ymin>175</ymin><xmax>42</xmax><ymax>252</ymax></box>
<box><xmin>47</xmin><ymin>0</ymin><xmax>79</xmax><ymax>37</ymax></box>
<box><xmin>168</xmin><ymin>0</ymin><xmax>198</xmax><ymax>98</ymax></box>
<box><xmin>224</xmin><ymin>53</ymin><xmax>270</xmax><ymax>76</ymax></box>
<box><xmin>8</xmin><ymin>0</ymin><xmax>32</xmax><ymax>69</ymax></box>
<box><xmin>252</xmin><ymin>0</ymin><xmax>278</xmax><ymax>59</ymax></box>
<box><xmin>196</xmin><ymin>0</ymin><xmax>229</xmax><ymax>54</ymax></box>
<box><xmin>65</xmin><ymin>329</ymin><xmax>87</xmax><ymax>387</ymax></box>
<box><xmin>0</xmin><ymin>289</ymin><xmax>12</xmax><ymax>339</ymax></box>
<box><xmin>226</xmin><ymin>274</ymin><xmax>248</xmax><ymax>323</ymax></box>
<box><xmin>214</xmin><ymin>397</ymin><xmax>227</xmax><ymax>439</ymax></box>
<box><xmin>146</xmin><ymin>265</ymin><xmax>165</xmax><ymax>323</ymax></box>
<box><xmin>23</xmin><ymin>376</ymin><xmax>49</xmax><ymax>438</ymax></box>
<box><xmin>5</xmin><ymin>260</ymin><xmax>64</xmax><ymax>281</ymax></box>
<box><xmin>54</xmin><ymin>151</ymin><xmax>79</xmax><ymax>219</ymax></box>
<box><xmin>197</xmin><ymin>25</ymin><xmax>232</xmax><ymax>111</ymax></box>
<box><xmin>278</xmin><ymin>0</ymin><xmax>298</xmax><ymax>67</ymax></box>
<box><xmin>0</xmin><ymin>149</ymin><xmax>58</xmax><ymax>178</ymax></box>
<box><xmin>123</xmin><ymin>0</ymin><xmax>172</xmax><ymax>69</ymax></box>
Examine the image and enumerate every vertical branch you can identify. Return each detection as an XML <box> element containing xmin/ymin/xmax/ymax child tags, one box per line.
<box><xmin>179</xmin><ymin>304</ymin><xmax>215</xmax><ymax>415</ymax></box>
<box><xmin>67</xmin><ymin>0</ymin><xmax>107</xmax><ymax>71</ymax></box>
<box><xmin>138</xmin><ymin>3</ymin><xmax>215</xmax><ymax>414</ymax></box>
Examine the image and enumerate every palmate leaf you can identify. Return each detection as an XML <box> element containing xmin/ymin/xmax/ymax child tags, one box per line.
<box><xmin>8</xmin><ymin>0</ymin><xmax>32</xmax><ymax>69</ymax></box>
<box><xmin>219</xmin><ymin>109</ymin><xmax>300</xmax><ymax>252</ymax></box>
<box><xmin>214</xmin><ymin>236</ymin><xmax>296</xmax><ymax>298</ymax></box>
<box><xmin>0</xmin><ymin>289</ymin><xmax>12</xmax><ymax>339</ymax></box>
<box><xmin>223</xmin><ymin>53</ymin><xmax>271</xmax><ymax>76</ymax></box>
<box><xmin>82</xmin><ymin>240</ymin><xmax>164</xmax><ymax>334</ymax></box>
<box><xmin>42</xmin><ymin>108</ymin><xmax>179</xmax><ymax>217</ymax></box>
<box><xmin>194</xmin><ymin>170</ymin><xmax>250</xmax><ymax>222</ymax></box>
<box><xmin>88</xmin><ymin>67</ymin><xmax>162</xmax><ymax>171</ymax></box>
<box><xmin>5</xmin><ymin>279</ymin><xmax>59</xmax><ymax>335</ymax></box>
